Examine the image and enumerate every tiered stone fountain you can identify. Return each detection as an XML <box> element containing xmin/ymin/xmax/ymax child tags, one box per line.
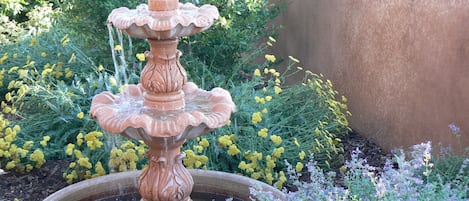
<box><xmin>44</xmin><ymin>0</ymin><xmax>285</xmax><ymax>200</ymax></box>
<box><xmin>91</xmin><ymin>0</ymin><xmax>235</xmax><ymax>200</ymax></box>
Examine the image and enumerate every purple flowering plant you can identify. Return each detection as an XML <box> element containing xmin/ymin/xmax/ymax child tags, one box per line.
<box><xmin>251</xmin><ymin>141</ymin><xmax>468</xmax><ymax>201</ymax></box>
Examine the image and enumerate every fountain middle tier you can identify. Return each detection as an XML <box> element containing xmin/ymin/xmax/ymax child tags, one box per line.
<box><xmin>90</xmin><ymin>82</ymin><xmax>235</xmax><ymax>139</ymax></box>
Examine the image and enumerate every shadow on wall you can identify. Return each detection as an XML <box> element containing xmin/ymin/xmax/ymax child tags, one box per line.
<box><xmin>270</xmin><ymin>0</ymin><xmax>469</xmax><ymax>153</ymax></box>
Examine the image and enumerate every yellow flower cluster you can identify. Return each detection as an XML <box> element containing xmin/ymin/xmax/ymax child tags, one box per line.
<box><xmin>183</xmin><ymin>149</ymin><xmax>209</xmax><ymax>169</ymax></box>
<box><xmin>76</xmin><ymin>112</ymin><xmax>84</xmax><ymax>119</ymax></box>
<box><xmin>108</xmin><ymin>140</ymin><xmax>146</xmax><ymax>172</ymax></box>
<box><xmin>0</xmin><ymin>115</ymin><xmax>46</xmax><ymax>173</ymax></box>
<box><xmin>0</xmin><ymin>69</ymin><xmax>5</xmax><ymax>87</ymax></box>
<box><xmin>109</xmin><ymin>147</ymin><xmax>138</xmax><ymax>171</ymax></box>
<box><xmin>183</xmin><ymin>137</ymin><xmax>212</xmax><ymax>169</ymax></box>
<box><xmin>265</xmin><ymin>54</ymin><xmax>276</xmax><ymax>63</ymax></box>
<box><xmin>40</xmin><ymin>136</ymin><xmax>51</xmax><ymax>147</ymax></box>
<box><xmin>269</xmin><ymin>135</ymin><xmax>282</xmax><ymax>145</ymax></box>
<box><xmin>251</xmin><ymin>112</ymin><xmax>262</xmax><ymax>124</ymax></box>
<box><xmin>257</xmin><ymin>128</ymin><xmax>268</xmax><ymax>138</ymax></box>
<box><xmin>2</xmin><ymin>80</ymin><xmax>29</xmax><ymax>115</ymax></box>
<box><xmin>254</xmin><ymin>69</ymin><xmax>261</xmax><ymax>77</ymax></box>
<box><xmin>216</xmin><ymin>134</ymin><xmax>241</xmax><ymax>156</ymax></box>
<box><xmin>0</xmin><ymin>53</ymin><xmax>8</xmax><ymax>65</ymax></box>
<box><xmin>64</xmin><ymin>131</ymin><xmax>147</xmax><ymax>184</ymax></box>
<box><xmin>29</xmin><ymin>149</ymin><xmax>46</xmax><ymax>168</ymax></box>
<box><xmin>238</xmin><ymin>151</ymin><xmax>263</xmax><ymax>175</ymax></box>
<box><xmin>136</xmin><ymin>53</ymin><xmax>146</xmax><ymax>62</ymax></box>
<box><xmin>295</xmin><ymin>162</ymin><xmax>304</xmax><ymax>172</ymax></box>
<box><xmin>266</xmin><ymin>36</ymin><xmax>276</xmax><ymax>47</ymax></box>
<box><xmin>299</xmin><ymin>150</ymin><xmax>306</xmax><ymax>160</ymax></box>
<box><xmin>84</xmin><ymin>131</ymin><xmax>103</xmax><ymax>150</ymax></box>
<box><xmin>254</xmin><ymin>96</ymin><xmax>266</xmax><ymax>104</ymax></box>
<box><xmin>4</xmin><ymin>48</ymin><xmax>75</xmax><ymax>81</ymax></box>
<box><xmin>236</xmin><ymin>147</ymin><xmax>288</xmax><ymax>189</ymax></box>
<box><xmin>227</xmin><ymin>144</ymin><xmax>240</xmax><ymax>156</ymax></box>
<box><xmin>217</xmin><ymin>134</ymin><xmax>235</xmax><ymax>148</ymax></box>
<box><xmin>62</xmin><ymin>156</ymin><xmax>107</xmax><ymax>184</ymax></box>
<box><xmin>198</xmin><ymin>138</ymin><xmax>209</xmax><ymax>148</ymax></box>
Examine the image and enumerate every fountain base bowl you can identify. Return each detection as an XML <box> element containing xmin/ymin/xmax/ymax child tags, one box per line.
<box><xmin>44</xmin><ymin>169</ymin><xmax>285</xmax><ymax>201</ymax></box>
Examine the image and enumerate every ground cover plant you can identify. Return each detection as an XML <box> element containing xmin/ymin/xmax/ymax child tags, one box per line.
<box><xmin>1</xmin><ymin>0</ymin><xmax>468</xmax><ymax>200</ymax></box>
<box><xmin>251</xmin><ymin>141</ymin><xmax>469</xmax><ymax>201</ymax></box>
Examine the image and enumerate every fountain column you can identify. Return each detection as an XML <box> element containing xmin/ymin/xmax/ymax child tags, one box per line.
<box><xmin>141</xmin><ymin>39</ymin><xmax>187</xmax><ymax>110</ymax></box>
<box><xmin>148</xmin><ymin>0</ymin><xmax>178</xmax><ymax>11</ymax></box>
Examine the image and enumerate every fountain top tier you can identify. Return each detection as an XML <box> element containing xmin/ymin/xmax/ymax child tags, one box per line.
<box><xmin>108</xmin><ymin>0</ymin><xmax>219</xmax><ymax>40</ymax></box>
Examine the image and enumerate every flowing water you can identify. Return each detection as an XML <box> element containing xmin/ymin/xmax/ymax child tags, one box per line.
<box><xmin>105</xmin><ymin>23</ymin><xmax>137</xmax><ymax>173</ymax></box>
<box><xmin>107</xmin><ymin>23</ymin><xmax>129</xmax><ymax>86</ymax></box>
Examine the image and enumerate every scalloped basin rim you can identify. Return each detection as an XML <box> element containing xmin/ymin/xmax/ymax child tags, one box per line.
<box><xmin>107</xmin><ymin>3</ymin><xmax>220</xmax><ymax>39</ymax></box>
<box><xmin>43</xmin><ymin>170</ymin><xmax>286</xmax><ymax>201</ymax></box>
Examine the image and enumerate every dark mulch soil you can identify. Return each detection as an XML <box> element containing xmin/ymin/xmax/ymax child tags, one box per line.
<box><xmin>334</xmin><ymin>131</ymin><xmax>392</xmax><ymax>187</ymax></box>
<box><xmin>0</xmin><ymin>160</ymin><xmax>69</xmax><ymax>201</ymax></box>
<box><xmin>0</xmin><ymin>131</ymin><xmax>389</xmax><ymax>201</ymax></box>
<box><xmin>342</xmin><ymin>130</ymin><xmax>391</xmax><ymax>170</ymax></box>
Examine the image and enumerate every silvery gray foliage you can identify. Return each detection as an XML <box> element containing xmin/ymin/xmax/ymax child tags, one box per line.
<box><xmin>251</xmin><ymin>142</ymin><xmax>468</xmax><ymax>201</ymax></box>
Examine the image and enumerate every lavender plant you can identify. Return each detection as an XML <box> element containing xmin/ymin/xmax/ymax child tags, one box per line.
<box><xmin>252</xmin><ymin>141</ymin><xmax>468</xmax><ymax>201</ymax></box>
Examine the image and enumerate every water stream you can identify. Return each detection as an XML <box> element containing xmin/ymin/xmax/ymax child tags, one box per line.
<box><xmin>105</xmin><ymin>23</ymin><xmax>136</xmax><ymax>172</ymax></box>
<box><xmin>107</xmin><ymin>23</ymin><xmax>129</xmax><ymax>86</ymax></box>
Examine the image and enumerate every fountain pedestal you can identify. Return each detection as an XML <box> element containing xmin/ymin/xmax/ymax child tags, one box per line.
<box><xmin>139</xmin><ymin>137</ymin><xmax>193</xmax><ymax>201</ymax></box>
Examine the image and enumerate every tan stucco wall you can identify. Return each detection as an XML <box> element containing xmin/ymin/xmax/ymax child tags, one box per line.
<box><xmin>271</xmin><ymin>0</ymin><xmax>469</xmax><ymax>152</ymax></box>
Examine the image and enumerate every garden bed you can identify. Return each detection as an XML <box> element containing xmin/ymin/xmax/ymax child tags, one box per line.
<box><xmin>0</xmin><ymin>131</ymin><xmax>387</xmax><ymax>201</ymax></box>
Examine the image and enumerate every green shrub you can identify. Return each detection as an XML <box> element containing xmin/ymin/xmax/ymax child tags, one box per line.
<box><xmin>181</xmin><ymin>0</ymin><xmax>283</xmax><ymax>88</ymax></box>
<box><xmin>56</xmin><ymin>0</ymin><xmax>283</xmax><ymax>86</ymax></box>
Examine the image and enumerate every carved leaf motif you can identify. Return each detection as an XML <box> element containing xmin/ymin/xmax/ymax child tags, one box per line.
<box><xmin>138</xmin><ymin>153</ymin><xmax>192</xmax><ymax>201</ymax></box>
<box><xmin>141</xmin><ymin>52</ymin><xmax>186</xmax><ymax>94</ymax></box>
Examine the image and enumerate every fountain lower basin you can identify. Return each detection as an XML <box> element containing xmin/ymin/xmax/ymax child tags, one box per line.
<box><xmin>43</xmin><ymin>170</ymin><xmax>286</xmax><ymax>201</ymax></box>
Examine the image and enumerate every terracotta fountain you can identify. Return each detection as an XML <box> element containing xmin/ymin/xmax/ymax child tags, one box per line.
<box><xmin>90</xmin><ymin>0</ymin><xmax>236</xmax><ymax>200</ymax></box>
<box><xmin>44</xmin><ymin>0</ymin><xmax>285</xmax><ymax>200</ymax></box>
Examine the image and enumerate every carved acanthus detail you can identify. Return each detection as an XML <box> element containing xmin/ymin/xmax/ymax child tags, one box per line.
<box><xmin>141</xmin><ymin>39</ymin><xmax>187</xmax><ymax>110</ymax></box>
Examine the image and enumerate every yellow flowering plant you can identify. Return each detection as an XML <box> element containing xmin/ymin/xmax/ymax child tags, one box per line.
<box><xmin>0</xmin><ymin>114</ymin><xmax>47</xmax><ymax>173</ymax></box>
<box><xmin>183</xmin><ymin>45</ymin><xmax>351</xmax><ymax>189</ymax></box>
<box><xmin>63</xmin><ymin>132</ymin><xmax>148</xmax><ymax>184</ymax></box>
<box><xmin>0</xmin><ymin>31</ymin><xmax>145</xmax><ymax>180</ymax></box>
